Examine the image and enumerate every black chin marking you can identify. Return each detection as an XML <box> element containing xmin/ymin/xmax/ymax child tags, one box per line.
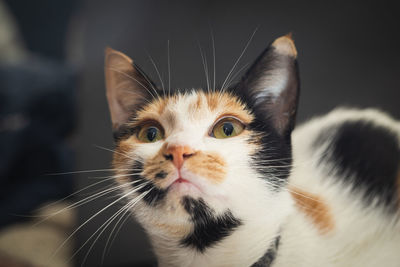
<box><xmin>180</xmin><ymin>197</ymin><xmax>242</xmax><ymax>252</ymax></box>
<box><xmin>130</xmin><ymin>160</ymin><xmax>167</xmax><ymax>206</ymax></box>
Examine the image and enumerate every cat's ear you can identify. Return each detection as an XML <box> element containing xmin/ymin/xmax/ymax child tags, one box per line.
<box><xmin>235</xmin><ymin>34</ymin><xmax>299</xmax><ymax>137</ymax></box>
<box><xmin>104</xmin><ymin>47</ymin><xmax>156</xmax><ymax>130</ymax></box>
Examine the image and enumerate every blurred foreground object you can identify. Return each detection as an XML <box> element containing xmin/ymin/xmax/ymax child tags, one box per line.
<box><xmin>0</xmin><ymin>0</ymin><xmax>79</xmax><ymax>265</ymax></box>
<box><xmin>0</xmin><ymin>0</ymin><xmax>77</xmax><ymax>228</ymax></box>
<box><xmin>0</xmin><ymin>57</ymin><xmax>76</xmax><ymax>227</ymax></box>
<box><xmin>0</xmin><ymin>202</ymin><xmax>76</xmax><ymax>267</ymax></box>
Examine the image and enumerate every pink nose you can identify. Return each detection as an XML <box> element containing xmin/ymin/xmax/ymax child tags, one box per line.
<box><xmin>163</xmin><ymin>145</ymin><xmax>195</xmax><ymax>169</ymax></box>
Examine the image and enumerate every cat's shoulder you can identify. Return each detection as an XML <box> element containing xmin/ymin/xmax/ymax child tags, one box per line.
<box><xmin>292</xmin><ymin>108</ymin><xmax>400</xmax><ymax>211</ymax></box>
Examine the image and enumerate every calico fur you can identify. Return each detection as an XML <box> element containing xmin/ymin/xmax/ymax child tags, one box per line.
<box><xmin>104</xmin><ymin>36</ymin><xmax>400</xmax><ymax>267</ymax></box>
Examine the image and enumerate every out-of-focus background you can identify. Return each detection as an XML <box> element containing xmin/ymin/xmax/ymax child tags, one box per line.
<box><xmin>0</xmin><ymin>0</ymin><xmax>398</xmax><ymax>266</ymax></box>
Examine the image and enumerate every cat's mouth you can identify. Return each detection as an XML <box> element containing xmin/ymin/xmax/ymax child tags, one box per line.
<box><xmin>174</xmin><ymin>177</ymin><xmax>191</xmax><ymax>184</ymax></box>
<box><xmin>166</xmin><ymin>173</ymin><xmax>205</xmax><ymax>197</ymax></box>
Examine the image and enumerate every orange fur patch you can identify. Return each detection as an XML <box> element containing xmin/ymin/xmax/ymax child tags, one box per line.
<box><xmin>137</xmin><ymin>143</ymin><xmax>173</xmax><ymax>186</ymax></box>
<box><xmin>143</xmin><ymin>152</ymin><xmax>175</xmax><ymax>186</ymax></box>
<box><xmin>185</xmin><ymin>151</ymin><xmax>227</xmax><ymax>184</ymax></box>
<box><xmin>112</xmin><ymin>137</ymin><xmax>136</xmax><ymax>175</ymax></box>
<box><xmin>131</xmin><ymin>91</ymin><xmax>253</xmax><ymax>127</ymax></box>
<box><xmin>188</xmin><ymin>93</ymin><xmax>204</xmax><ymax>112</ymax></box>
<box><xmin>134</xmin><ymin>97</ymin><xmax>170</xmax><ymax>123</ymax></box>
<box><xmin>290</xmin><ymin>188</ymin><xmax>335</xmax><ymax>234</ymax></box>
<box><xmin>205</xmin><ymin>92</ymin><xmax>253</xmax><ymax>124</ymax></box>
<box><xmin>113</xmin><ymin>91</ymin><xmax>253</xmax><ymax>187</ymax></box>
<box><xmin>162</xmin><ymin>110</ymin><xmax>177</xmax><ymax>128</ymax></box>
<box><xmin>205</xmin><ymin>93</ymin><xmax>219</xmax><ymax>111</ymax></box>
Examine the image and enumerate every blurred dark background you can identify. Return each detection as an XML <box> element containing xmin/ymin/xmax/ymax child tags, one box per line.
<box><xmin>0</xmin><ymin>0</ymin><xmax>398</xmax><ymax>266</ymax></box>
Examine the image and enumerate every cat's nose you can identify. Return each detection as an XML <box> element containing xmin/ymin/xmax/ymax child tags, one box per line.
<box><xmin>163</xmin><ymin>145</ymin><xmax>195</xmax><ymax>169</ymax></box>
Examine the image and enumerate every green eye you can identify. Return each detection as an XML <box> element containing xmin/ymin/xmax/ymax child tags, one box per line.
<box><xmin>211</xmin><ymin>118</ymin><xmax>245</xmax><ymax>139</ymax></box>
<box><xmin>138</xmin><ymin>124</ymin><xmax>163</xmax><ymax>142</ymax></box>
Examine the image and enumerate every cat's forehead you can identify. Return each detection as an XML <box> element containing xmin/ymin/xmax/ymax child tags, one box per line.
<box><xmin>134</xmin><ymin>91</ymin><xmax>254</xmax><ymax>129</ymax></box>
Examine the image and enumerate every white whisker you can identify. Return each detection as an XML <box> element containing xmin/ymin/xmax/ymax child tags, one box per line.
<box><xmin>93</xmin><ymin>144</ymin><xmax>135</xmax><ymax>160</ymax></box>
<box><xmin>167</xmin><ymin>40</ymin><xmax>171</xmax><ymax>96</ymax></box>
<box><xmin>77</xmin><ymin>189</ymin><xmax>152</xmax><ymax>266</ymax></box>
<box><xmin>198</xmin><ymin>42</ymin><xmax>210</xmax><ymax>93</ymax></box>
<box><xmin>101</xmin><ymin>189</ymin><xmax>151</xmax><ymax>263</ymax></box>
<box><xmin>48</xmin><ymin>181</ymin><xmax>150</xmax><ymax>265</ymax></box>
<box><xmin>134</xmin><ymin>62</ymin><xmax>160</xmax><ymax>99</ymax></box>
<box><xmin>225</xmin><ymin>62</ymin><xmax>249</xmax><ymax>89</ymax></box>
<box><xmin>107</xmin><ymin>67</ymin><xmax>157</xmax><ymax>100</ymax></box>
<box><xmin>146</xmin><ymin>51</ymin><xmax>166</xmax><ymax>95</ymax></box>
<box><xmin>35</xmin><ymin>180</ymin><xmax>142</xmax><ymax>226</ymax></box>
<box><xmin>211</xmin><ymin>28</ymin><xmax>216</xmax><ymax>92</ymax></box>
<box><xmin>221</xmin><ymin>27</ymin><xmax>258</xmax><ymax>91</ymax></box>
<box><xmin>45</xmin><ymin>168</ymin><xmax>120</xmax><ymax>176</ymax></box>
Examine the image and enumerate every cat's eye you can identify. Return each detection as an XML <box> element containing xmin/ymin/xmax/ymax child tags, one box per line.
<box><xmin>137</xmin><ymin>123</ymin><xmax>164</xmax><ymax>143</ymax></box>
<box><xmin>211</xmin><ymin>117</ymin><xmax>245</xmax><ymax>139</ymax></box>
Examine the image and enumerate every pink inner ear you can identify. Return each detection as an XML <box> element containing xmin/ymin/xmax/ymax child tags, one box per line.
<box><xmin>104</xmin><ymin>47</ymin><xmax>155</xmax><ymax>130</ymax></box>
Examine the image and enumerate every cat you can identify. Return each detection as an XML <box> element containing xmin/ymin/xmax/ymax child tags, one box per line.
<box><xmin>104</xmin><ymin>34</ymin><xmax>400</xmax><ymax>267</ymax></box>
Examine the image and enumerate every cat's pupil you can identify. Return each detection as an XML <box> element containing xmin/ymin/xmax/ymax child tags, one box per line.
<box><xmin>147</xmin><ymin>127</ymin><xmax>158</xmax><ymax>141</ymax></box>
<box><xmin>223</xmin><ymin>122</ymin><xmax>234</xmax><ymax>136</ymax></box>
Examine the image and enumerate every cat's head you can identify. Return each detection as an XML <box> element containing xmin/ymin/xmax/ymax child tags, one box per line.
<box><xmin>104</xmin><ymin>35</ymin><xmax>299</xmax><ymax>250</ymax></box>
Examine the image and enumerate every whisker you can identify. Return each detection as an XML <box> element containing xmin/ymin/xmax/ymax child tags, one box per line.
<box><xmin>221</xmin><ymin>27</ymin><xmax>258</xmax><ymax>91</ymax></box>
<box><xmin>225</xmin><ymin>62</ymin><xmax>249</xmax><ymax>89</ymax></box>
<box><xmin>34</xmin><ymin>180</ymin><xmax>142</xmax><ymax>226</ymax></box>
<box><xmin>146</xmin><ymin>50</ymin><xmax>166</xmax><ymax>95</ymax></box>
<box><xmin>102</xmin><ymin>203</ymin><xmax>133</xmax><ymax>260</ymax></box>
<box><xmin>45</xmin><ymin>168</ymin><xmax>122</xmax><ymax>176</ymax></box>
<box><xmin>88</xmin><ymin>172</ymin><xmax>142</xmax><ymax>180</ymax></box>
<box><xmin>107</xmin><ymin>67</ymin><xmax>157</xmax><ymax>100</ymax></box>
<box><xmin>47</xmin><ymin>181</ymin><xmax>150</xmax><ymax>265</ymax></box>
<box><xmin>72</xmin><ymin>201</ymin><xmax>132</xmax><ymax>266</ymax></box>
<box><xmin>101</xmin><ymin>189</ymin><xmax>151</xmax><ymax>263</ymax></box>
<box><xmin>37</xmin><ymin>176</ymin><xmax>123</xmax><ymax>211</ymax></box>
<box><xmin>122</xmin><ymin>88</ymin><xmax>152</xmax><ymax>105</ymax></box>
<box><xmin>210</xmin><ymin>27</ymin><xmax>216</xmax><ymax>92</ymax></box>
<box><xmin>167</xmin><ymin>40</ymin><xmax>171</xmax><ymax>96</ymax></box>
<box><xmin>93</xmin><ymin>144</ymin><xmax>135</xmax><ymax>160</ymax></box>
<box><xmin>197</xmin><ymin>42</ymin><xmax>211</xmax><ymax>93</ymax></box>
<box><xmin>75</xmin><ymin>189</ymin><xmax>152</xmax><ymax>266</ymax></box>
<box><xmin>134</xmin><ymin>62</ymin><xmax>160</xmax><ymax>99</ymax></box>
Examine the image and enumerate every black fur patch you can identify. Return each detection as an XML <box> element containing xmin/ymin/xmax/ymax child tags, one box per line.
<box><xmin>180</xmin><ymin>197</ymin><xmax>242</xmax><ymax>252</ymax></box>
<box><xmin>228</xmin><ymin>42</ymin><xmax>299</xmax><ymax>189</ymax></box>
<box><xmin>316</xmin><ymin>120</ymin><xmax>400</xmax><ymax>208</ymax></box>
<box><xmin>130</xmin><ymin>160</ymin><xmax>167</xmax><ymax>206</ymax></box>
<box><xmin>113</xmin><ymin>124</ymin><xmax>135</xmax><ymax>142</ymax></box>
<box><xmin>251</xmin><ymin>235</ymin><xmax>281</xmax><ymax>267</ymax></box>
<box><xmin>247</xmin><ymin>119</ymin><xmax>292</xmax><ymax>190</ymax></box>
<box><xmin>155</xmin><ymin>170</ymin><xmax>167</xmax><ymax>179</ymax></box>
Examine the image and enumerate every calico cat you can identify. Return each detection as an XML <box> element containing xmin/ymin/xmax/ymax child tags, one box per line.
<box><xmin>104</xmin><ymin>35</ymin><xmax>400</xmax><ymax>267</ymax></box>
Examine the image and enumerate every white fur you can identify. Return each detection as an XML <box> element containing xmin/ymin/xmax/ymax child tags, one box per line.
<box><xmin>276</xmin><ymin>108</ymin><xmax>400</xmax><ymax>267</ymax></box>
<box><xmin>120</xmin><ymin>98</ymin><xmax>400</xmax><ymax>266</ymax></box>
<box><xmin>255</xmin><ymin>69</ymin><xmax>288</xmax><ymax>104</ymax></box>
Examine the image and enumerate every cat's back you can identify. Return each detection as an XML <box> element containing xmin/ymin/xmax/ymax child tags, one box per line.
<box><xmin>292</xmin><ymin>108</ymin><xmax>400</xmax><ymax>210</ymax></box>
<box><xmin>282</xmin><ymin>108</ymin><xmax>400</xmax><ymax>267</ymax></box>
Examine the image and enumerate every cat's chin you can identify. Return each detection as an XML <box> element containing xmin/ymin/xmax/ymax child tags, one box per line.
<box><xmin>168</xmin><ymin>178</ymin><xmax>203</xmax><ymax>198</ymax></box>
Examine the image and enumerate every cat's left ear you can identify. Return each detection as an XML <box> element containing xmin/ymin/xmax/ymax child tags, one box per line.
<box><xmin>235</xmin><ymin>34</ymin><xmax>299</xmax><ymax>138</ymax></box>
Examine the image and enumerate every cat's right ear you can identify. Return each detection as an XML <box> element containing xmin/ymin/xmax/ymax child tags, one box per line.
<box><xmin>104</xmin><ymin>47</ymin><xmax>156</xmax><ymax>131</ymax></box>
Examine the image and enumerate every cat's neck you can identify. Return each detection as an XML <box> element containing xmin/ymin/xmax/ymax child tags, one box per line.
<box><xmin>149</xmin><ymin>219</ymin><xmax>283</xmax><ymax>267</ymax></box>
<box><xmin>147</xmin><ymin>191</ymin><xmax>293</xmax><ymax>267</ymax></box>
